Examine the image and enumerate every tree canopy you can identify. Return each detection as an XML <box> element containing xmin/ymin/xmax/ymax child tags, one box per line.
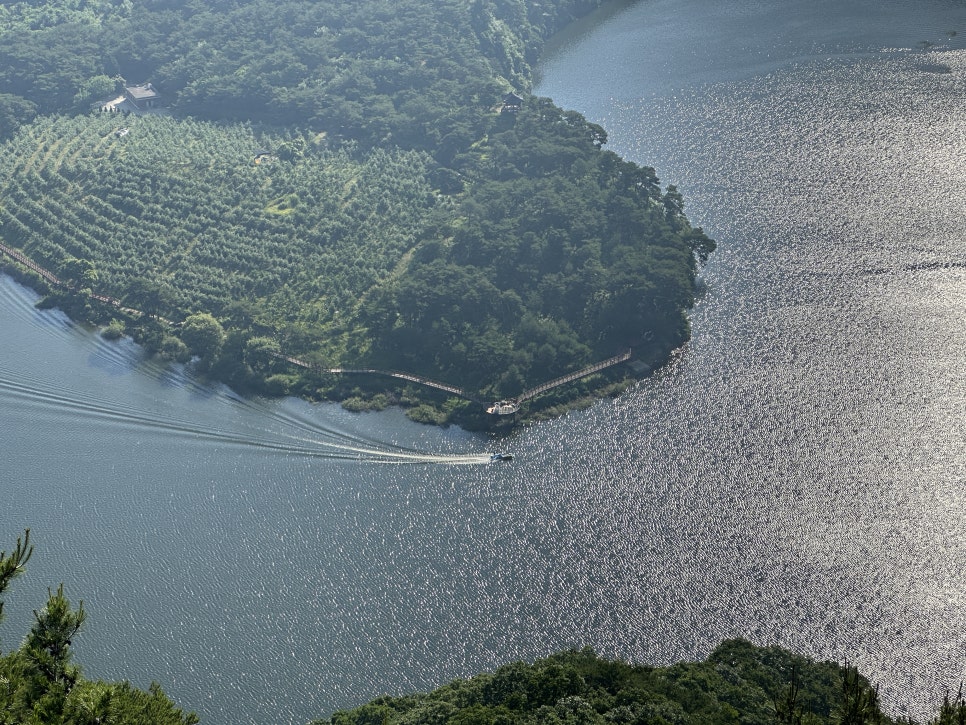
<box><xmin>0</xmin><ymin>0</ymin><xmax>606</xmax><ymax>148</ymax></box>
<box><xmin>0</xmin><ymin>0</ymin><xmax>714</xmax><ymax>424</ymax></box>
<box><xmin>316</xmin><ymin>640</ymin><xmax>966</xmax><ymax>725</ymax></box>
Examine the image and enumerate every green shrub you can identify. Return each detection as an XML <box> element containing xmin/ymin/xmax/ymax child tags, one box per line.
<box><xmin>101</xmin><ymin>318</ymin><xmax>125</xmax><ymax>340</ymax></box>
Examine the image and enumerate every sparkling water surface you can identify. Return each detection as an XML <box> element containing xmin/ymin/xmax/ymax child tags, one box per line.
<box><xmin>3</xmin><ymin>0</ymin><xmax>966</xmax><ymax>722</ymax></box>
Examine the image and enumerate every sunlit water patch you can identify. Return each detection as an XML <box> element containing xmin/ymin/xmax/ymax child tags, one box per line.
<box><xmin>1</xmin><ymin>272</ymin><xmax>502</xmax><ymax>724</ymax></box>
<box><xmin>536</xmin><ymin>2</ymin><xmax>966</xmax><ymax>719</ymax></box>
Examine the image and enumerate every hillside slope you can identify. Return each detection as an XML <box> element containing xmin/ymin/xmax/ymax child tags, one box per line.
<box><xmin>0</xmin><ymin>0</ymin><xmax>713</xmax><ymax>423</ymax></box>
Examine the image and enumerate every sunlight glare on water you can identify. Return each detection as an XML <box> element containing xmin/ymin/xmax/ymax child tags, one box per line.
<box><xmin>537</xmin><ymin>0</ymin><xmax>966</xmax><ymax>717</ymax></box>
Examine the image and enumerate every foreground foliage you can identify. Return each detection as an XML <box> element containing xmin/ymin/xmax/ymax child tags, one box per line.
<box><xmin>0</xmin><ymin>531</ymin><xmax>198</xmax><ymax>725</ymax></box>
<box><xmin>4</xmin><ymin>526</ymin><xmax>966</xmax><ymax>724</ymax></box>
<box><xmin>317</xmin><ymin>641</ymin><xmax>965</xmax><ymax>725</ymax></box>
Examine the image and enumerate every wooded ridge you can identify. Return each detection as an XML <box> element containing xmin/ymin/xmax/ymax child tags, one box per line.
<box><xmin>0</xmin><ymin>0</ymin><xmax>714</xmax><ymax>426</ymax></box>
<box><xmin>316</xmin><ymin>640</ymin><xmax>964</xmax><ymax>725</ymax></box>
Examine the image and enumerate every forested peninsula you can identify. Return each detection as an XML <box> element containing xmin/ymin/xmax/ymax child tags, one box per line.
<box><xmin>0</xmin><ymin>0</ymin><xmax>714</xmax><ymax>425</ymax></box>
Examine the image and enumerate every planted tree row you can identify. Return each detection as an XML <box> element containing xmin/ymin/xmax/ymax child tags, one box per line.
<box><xmin>0</xmin><ymin>114</ymin><xmax>436</xmax><ymax>366</ymax></box>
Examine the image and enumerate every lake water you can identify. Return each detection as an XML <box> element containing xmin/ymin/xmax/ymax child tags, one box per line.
<box><xmin>3</xmin><ymin>0</ymin><xmax>966</xmax><ymax>722</ymax></box>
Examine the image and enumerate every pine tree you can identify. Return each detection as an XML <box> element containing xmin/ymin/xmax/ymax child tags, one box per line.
<box><xmin>0</xmin><ymin>531</ymin><xmax>197</xmax><ymax>724</ymax></box>
<box><xmin>0</xmin><ymin>529</ymin><xmax>32</xmax><ymax>624</ymax></box>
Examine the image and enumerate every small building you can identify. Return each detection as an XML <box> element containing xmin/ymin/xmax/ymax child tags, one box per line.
<box><xmin>486</xmin><ymin>400</ymin><xmax>520</xmax><ymax>415</ymax></box>
<box><xmin>501</xmin><ymin>92</ymin><xmax>524</xmax><ymax>114</ymax></box>
<box><xmin>123</xmin><ymin>83</ymin><xmax>161</xmax><ymax>111</ymax></box>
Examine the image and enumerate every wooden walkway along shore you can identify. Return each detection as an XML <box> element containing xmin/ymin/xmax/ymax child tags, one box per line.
<box><xmin>279</xmin><ymin>349</ymin><xmax>633</xmax><ymax>415</ymax></box>
<box><xmin>2</xmin><ymin>241</ymin><xmax>634</xmax><ymax>415</ymax></box>
<box><xmin>0</xmin><ymin>241</ymin><xmax>63</xmax><ymax>286</ymax></box>
<box><xmin>517</xmin><ymin>349</ymin><xmax>632</xmax><ymax>402</ymax></box>
<box><xmin>0</xmin><ymin>241</ymin><xmax>160</xmax><ymax>321</ymax></box>
<box><xmin>487</xmin><ymin>349</ymin><xmax>632</xmax><ymax>414</ymax></box>
<box><xmin>274</xmin><ymin>354</ymin><xmax>481</xmax><ymax>403</ymax></box>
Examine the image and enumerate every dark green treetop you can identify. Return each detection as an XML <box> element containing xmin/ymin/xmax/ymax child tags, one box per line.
<box><xmin>0</xmin><ymin>530</ymin><xmax>198</xmax><ymax>725</ymax></box>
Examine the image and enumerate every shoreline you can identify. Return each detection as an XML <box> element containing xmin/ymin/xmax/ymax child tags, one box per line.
<box><xmin>0</xmin><ymin>246</ymin><xmax>663</xmax><ymax>429</ymax></box>
<box><xmin>0</xmin><ymin>0</ymin><xmax>697</xmax><ymax>430</ymax></box>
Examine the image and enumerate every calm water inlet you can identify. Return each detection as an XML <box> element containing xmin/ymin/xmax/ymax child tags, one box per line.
<box><xmin>3</xmin><ymin>0</ymin><xmax>966</xmax><ymax>722</ymax></box>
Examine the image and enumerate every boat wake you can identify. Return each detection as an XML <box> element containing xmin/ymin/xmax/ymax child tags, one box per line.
<box><xmin>0</xmin><ymin>273</ymin><xmax>496</xmax><ymax>465</ymax></box>
<box><xmin>0</xmin><ymin>369</ymin><xmax>492</xmax><ymax>465</ymax></box>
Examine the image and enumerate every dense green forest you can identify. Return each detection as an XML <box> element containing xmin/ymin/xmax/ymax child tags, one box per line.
<box><xmin>0</xmin><ymin>531</ymin><xmax>198</xmax><ymax>724</ymax></box>
<box><xmin>0</xmin><ymin>0</ymin><xmax>714</xmax><ymax>423</ymax></box>
<box><xmin>0</xmin><ymin>114</ymin><xmax>437</xmax><ymax>369</ymax></box>
<box><xmin>0</xmin><ymin>0</ymin><xmax>606</xmax><ymax>146</ymax></box>
<box><xmin>318</xmin><ymin>640</ymin><xmax>966</xmax><ymax>725</ymax></box>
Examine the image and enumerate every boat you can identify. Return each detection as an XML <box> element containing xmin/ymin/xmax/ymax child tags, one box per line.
<box><xmin>490</xmin><ymin>453</ymin><xmax>514</xmax><ymax>462</ymax></box>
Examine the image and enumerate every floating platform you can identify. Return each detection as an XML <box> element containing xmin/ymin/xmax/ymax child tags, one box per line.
<box><xmin>486</xmin><ymin>400</ymin><xmax>520</xmax><ymax>415</ymax></box>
